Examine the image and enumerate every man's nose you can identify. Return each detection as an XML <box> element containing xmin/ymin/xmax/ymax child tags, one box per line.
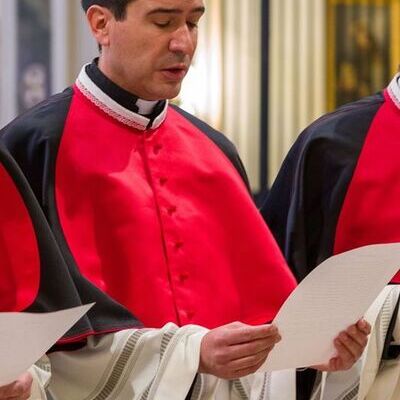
<box><xmin>169</xmin><ymin>25</ymin><xmax>196</xmax><ymax>55</ymax></box>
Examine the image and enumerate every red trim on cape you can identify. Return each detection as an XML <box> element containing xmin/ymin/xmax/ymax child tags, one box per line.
<box><xmin>54</xmin><ymin>87</ymin><xmax>296</xmax><ymax>329</ymax></box>
<box><xmin>56</xmin><ymin>323</ymin><xmax>141</xmax><ymax>344</ymax></box>
<box><xmin>334</xmin><ymin>90</ymin><xmax>400</xmax><ymax>283</ymax></box>
<box><xmin>0</xmin><ymin>164</ymin><xmax>40</xmax><ymax>311</ymax></box>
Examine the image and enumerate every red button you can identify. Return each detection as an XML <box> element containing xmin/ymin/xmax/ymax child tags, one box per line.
<box><xmin>153</xmin><ymin>144</ymin><xmax>163</xmax><ymax>155</ymax></box>
<box><xmin>167</xmin><ymin>205</ymin><xmax>177</xmax><ymax>215</ymax></box>
<box><xmin>179</xmin><ymin>272</ymin><xmax>189</xmax><ymax>283</ymax></box>
<box><xmin>159</xmin><ymin>177</ymin><xmax>168</xmax><ymax>186</ymax></box>
<box><xmin>174</xmin><ymin>241</ymin><xmax>184</xmax><ymax>250</ymax></box>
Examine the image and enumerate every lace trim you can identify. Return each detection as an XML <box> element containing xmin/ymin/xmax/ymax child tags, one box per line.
<box><xmin>76</xmin><ymin>80</ymin><xmax>148</xmax><ymax>131</ymax></box>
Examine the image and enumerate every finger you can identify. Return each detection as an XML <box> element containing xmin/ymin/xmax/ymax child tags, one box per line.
<box><xmin>225</xmin><ymin>324</ymin><xmax>280</xmax><ymax>345</ymax></box>
<box><xmin>345</xmin><ymin>325</ymin><xmax>369</xmax><ymax>348</ymax></box>
<box><xmin>333</xmin><ymin>337</ymin><xmax>357</xmax><ymax>369</ymax></box>
<box><xmin>357</xmin><ymin>319</ymin><xmax>371</xmax><ymax>335</ymax></box>
<box><xmin>337</xmin><ymin>332</ymin><xmax>364</xmax><ymax>360</ymax></box>
<box><xmin>229</xmin><ymin>359</ymin><xmax>266</xmax><ymax>379</ymax></box>
<box><xmin>210</xmin><ymin>339</ymin><xmax>275</xmax><ymax>366</ymax></box>
<box><xmin>228</xmin><ymin>348</ymin><xmax>272</xmax><ymax>370</ymax></box>
<box><xmin>227</xmin><ymin>337</ymin><xmax>278</xmax><ymax>361</ymax></box>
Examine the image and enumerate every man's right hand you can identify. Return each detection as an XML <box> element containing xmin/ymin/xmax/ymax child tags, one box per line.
<box><xmin>0</xmin><ymin>372</ymin><xmax>33</xmax><ymax>400</ymax></box>
<box><xmin>199</xmin><ymin>322</ymin><xmax>281</xmax><ymax>379</ymax></box>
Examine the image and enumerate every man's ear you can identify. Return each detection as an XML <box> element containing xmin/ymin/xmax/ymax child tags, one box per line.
<box><xmin>86</xmin><ymin>5</ymin><xmax>114</xmax><ymax>48</ymax></box>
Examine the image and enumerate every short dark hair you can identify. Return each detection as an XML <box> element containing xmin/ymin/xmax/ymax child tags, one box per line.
<box><xmin>81</xmin><ymin>0</ymin><xmax>135</xmax><ymax>20</ymax></box>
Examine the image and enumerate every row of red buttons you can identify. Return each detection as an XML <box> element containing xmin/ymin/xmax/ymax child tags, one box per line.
<box><xmin>152</xmin><ymin>140</ymin><xmax>195</xmax><ymax>322</ymax></box>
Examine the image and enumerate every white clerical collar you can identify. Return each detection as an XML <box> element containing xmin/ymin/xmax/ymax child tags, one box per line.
<box><xmin>75</xmin><ymin>65</ymin><xmax>168</xmax><ymax>131</ymax></box>
<box><xmin>387</xmin><ymin>73</ymin><xmax>400</xmax><ymax>110</ymax></box>
<box><xmin>136</xmin><ymin>98</ymin><xmax>159</xmax><ymax>115</ymax></box>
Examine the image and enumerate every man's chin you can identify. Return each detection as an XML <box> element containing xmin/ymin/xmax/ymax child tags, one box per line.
<box><xmin>159</xmin><ymin>87</ymin><xmax>182</xmax><ymax>101</ymax></box>
<box><xmin>142</xmin><ymin>82</ymin><xmax>182</xmax><ymax>101</ymax></box>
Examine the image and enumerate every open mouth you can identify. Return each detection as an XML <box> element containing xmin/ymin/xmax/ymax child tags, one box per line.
<box><xmin>160</xmin><ymin>68</ymin><xmax>188</xmax><ymax>81</ymax></box>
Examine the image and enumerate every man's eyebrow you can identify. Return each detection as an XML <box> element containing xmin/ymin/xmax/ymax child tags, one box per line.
<box><xmin>147</xmin><ymin>7</ymin><xmax>205</xmax><ymax>16</ymax></box>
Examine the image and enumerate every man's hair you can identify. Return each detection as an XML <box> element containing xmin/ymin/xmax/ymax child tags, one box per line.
<box><xmin>81</xmin><ymin>0</ymin><xmax>135</xmax><ymax>20</ymax></box>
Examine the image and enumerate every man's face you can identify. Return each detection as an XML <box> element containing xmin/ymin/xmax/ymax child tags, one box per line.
<box><xmin>100</xmin><ymin>0</ymin><xmax>205</xmax><ymax>100</ymax></box>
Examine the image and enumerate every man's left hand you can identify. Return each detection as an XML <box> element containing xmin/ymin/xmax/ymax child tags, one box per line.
<box><xmin>313</xmin><ymin>319</ymin><xmax>371</xmax><ymax>372</ymax></box>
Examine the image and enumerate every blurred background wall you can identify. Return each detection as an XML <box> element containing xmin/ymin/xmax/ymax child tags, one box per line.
<box><xmin>0</xmin><ymin>0</ymin><xmax>399</xmax><ymax>192</ymax></box>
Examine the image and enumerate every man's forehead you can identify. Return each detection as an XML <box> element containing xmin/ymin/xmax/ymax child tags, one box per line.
<box><xmin>138</xmin><ymin>0</ymin><xmax>205</xmax><ymax>14</ymax></box>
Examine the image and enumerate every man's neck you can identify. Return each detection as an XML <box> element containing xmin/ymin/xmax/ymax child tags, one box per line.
<box><xmin>87</xmin><ymin>59</ymin><xmax>162</xmax><ymax>117</ymax></box>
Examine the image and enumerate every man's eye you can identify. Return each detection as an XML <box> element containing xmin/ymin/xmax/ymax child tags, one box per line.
<box><xmin>187</xmin><ymin>22</ymin><xmax>198</xmax><ymax>29</ymax></box>
<box><xmin>154</xmin><ymin>21</ymin><xmax>171</xmax><ymax>28</ymax></box>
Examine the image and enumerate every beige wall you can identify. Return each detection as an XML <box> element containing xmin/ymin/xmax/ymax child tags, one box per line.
<box><xmin>0</xmin><ymin>0</ymin><xmax>17</xmax><ymax>127</ymax></box>
<box><xmin>268</xmin><ymin>0</ymin><xmax>327</xmax><ymax>184</ymax></box>
<box><xmin>68</xmin><ymin>1</ymin><xmax>98</xmax><ymax>82</ymax></box>
<box><xmin>182</xmin><ymin>0</ymin><xmax>262</xmax><ymax>190</ymax></box>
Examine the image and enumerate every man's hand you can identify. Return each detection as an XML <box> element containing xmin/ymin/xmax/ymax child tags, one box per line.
<box><xmin>314</xmin><ymin>319</ymin><xmax>371</xmax><ymax>372</ymax></box>
<box><xmin>199</xmin><ymin>322</ymin><xmax>281</xmax><ymax>379</ymax></box>
<box><xmin>0</xmin><ymin>372</ymin><xmax>33</xmax><ymax>400</ymax></box>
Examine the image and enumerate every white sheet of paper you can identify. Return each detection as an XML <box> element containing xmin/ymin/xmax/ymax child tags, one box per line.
<box><xmin>260</xmin><ymin>243</ymin><xmax>400</xmax><ymax>372</ymax></box>
<box><xmin>0</xmin><ymin>304</ymin><xmax>93</xmax><ymax>385</ymax></box>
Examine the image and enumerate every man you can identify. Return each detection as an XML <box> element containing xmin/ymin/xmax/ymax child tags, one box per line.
<box><xmin>262</xmin><ymin>74</ymin><xmax>400</xmax><ymax>398</ymax></box>
<box><xmin>0</xmin><ymin>1</ymin><xmax>370</xmax><ymax>398</ymax></box>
